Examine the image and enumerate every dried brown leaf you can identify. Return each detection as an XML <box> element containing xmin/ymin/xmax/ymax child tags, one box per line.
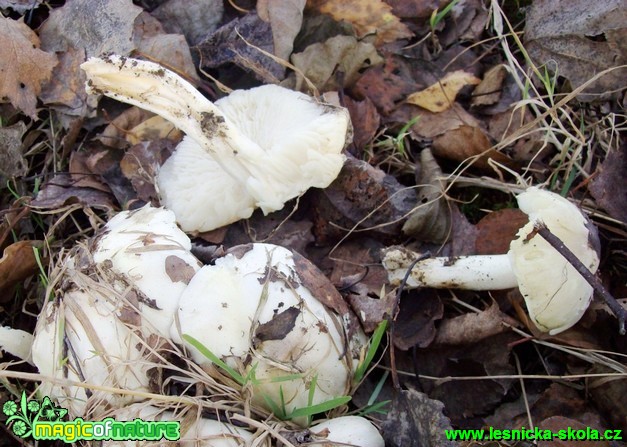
<box><xmin>588</xmin><ymin>144</ymin><xmax>627</xmax><ymax>222</ymax></box>
<box><xmin>475</xmin><ymin>208</ymin><xmax>528</xmax><ymax>255</ymax></box>
<box><xmin>0</xmin><ymin>16</ymin><xmax>57</xmax><ymax>118</ymax></box>
<box><xmin>432</xmin><ymin>124</ymin><xmax>516</xmax><ymax>171</ymax></box>
<box><xmin>309</xmin><ymin>0</ymin><xmax>413</xmax><ymax>46</ymax></box>
<box><xmin>288</xmin><ymin>35</ymin><xmax>383</xmax><ymax>92</ymax></box>
<box><xmin>406</xmin><ymin>70</ymin><xmax>480</xmax><ymax>113</ymax></box>
<box><xmin>402</xmin><ymin>149</ymin><xmax>451</xmax><ymax>243</ymax></box>
<box><xmin>258</xmin><ymin>0</ymin><xmax>306</xmax><ymax>62</ymax></box>
<box><xmin>39</xmin><ymin>0</ymin><xmax>141</xmax><ymax>57</ymax></box>
<box><xmin>434</xmin><ymin>302</ymin><xmax>519</xmax><ymax>345</ymax></box>
<box><xmin>0</xmin><ymin>121</ymin><xmax>27</xmax><ymax>178</ymax></box>
<box><xmin>382</xmin><ymin>388</ymin><xmax>457</xmax><ymax>447</ymax></box>
<box><xmin>471</xmin><ymin>64</ymin><xmax>507</xmax><ymax>107</ymax></box>
<box><xmin>0</xmin><ymin>240</ymin><xmax>43</xmax><ymax>300</ymax></box>
<box><xmin>524</xmin><ymin>0</ymin><xmax>627</xmax><ymax>101</ymax></box>
<box><xmin>311</xmin><ymin>156</ymin><xmax>416</xmax><ymax>243</ymax></box>
<box><xmin>151</xmin><ymin>0</ymin><xmax>224</xmax><ymax>46</ymax></box>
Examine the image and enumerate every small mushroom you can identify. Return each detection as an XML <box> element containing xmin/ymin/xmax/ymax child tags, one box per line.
<box><xmin>173</xmin><ymin>243</ymin><xmax>366</xmax><ymax>424</ymax></box>
<box><xmin>383</xmin><ymin>187</ymin><xmax>600</xmax><ymax>334</ymax></box>
<box><xmin>81</xmin><ymin>56</ymin><xmax>351</xmax><ymax>232</ymax></box>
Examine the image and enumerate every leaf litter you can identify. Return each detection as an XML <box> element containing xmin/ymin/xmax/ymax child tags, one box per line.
<box><xmin>0</xmin><ymin>0</ymin><xmax>626</xmax><ymax>445</ymax></box>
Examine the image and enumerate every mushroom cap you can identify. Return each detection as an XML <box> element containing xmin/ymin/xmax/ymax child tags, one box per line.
<box><xmin>508</xmin><ymin>187</ymin><xmax>600</xmax><ymax>334</ymax></box>
<box><xmin>156</xmin><ymin>84</ymin><xmax>349</xmax><ymax>232</ymax></box>
<box><xmin>156</xmin><ymin>137</ymin><xmax>256</xmax><ymax>232</ymax></box>
<box><xmin>92</xmin><ymin>205</ymin><xmax>202</xmax><ymax>337</ymax></box>
<box><xmin>173</xmin><ymin>243</ymin><xmax>364</xmax><ymax>423</ymax></box>
<box><xmin>214</xmin><ymin>84</ymin><xmax>349</xmax><ymax>211</ymax></box>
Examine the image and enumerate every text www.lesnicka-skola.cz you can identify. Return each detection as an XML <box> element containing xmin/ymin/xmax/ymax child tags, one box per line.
<box><xmin>445</xmin><ymin>426</ymin><xmax>623</xmax><ymax>442</ymax></box>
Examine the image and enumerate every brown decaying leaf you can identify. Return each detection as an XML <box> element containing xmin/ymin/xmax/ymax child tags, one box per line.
<box><xmin>151</xmin><ymin>0</ymin><xmax>224</xmax><ymax>46</ymax></box>
<box><xmin>347</xmin><ymin>288</ymin><xmax>395</xmax><ymax>333</ymax></box>
<box><xmin>402</xmin><ymin>149</ymin><xmax>451</xmax><ymax>243</ymax></box>
<box><xmin>343</xmin><ymin>95</ymin><xmax>380</xmax><ymax>153</ymax></box>
<box><xmin>406</xmin><ymin>70</ymin><xmax>481</xmax><ymax>113</ymax></box>
<box><xmin>475</xmin><ymin>208</ymin><xmax>528</xmax><ymax>255</ymax></box>
<box><xmin>120</xmin><ymin>139</ymin><xmax>176</xmax><ymax>204</ymax></box>
<box><xmin>0</xmin><ymin>16</ymin><xmax>57</xmax><ymax>118</ymax></box>
<box><xmin>393</xmin><ymin>290</ymin><xmax>443</xmax><ymax>350</ymax></box>
<box><xmin>352</xmin><ymin>56</ymin><xmax>419</xmax><ymax>116</ymax></box>
<box><xmin>0</xmin><ymin>121</ymin><xmax>27</xmax><ymax>178</ymax></box>
<box><xmin>288</xmin><ymin>35</ymin><xmax>383</xmax><ymax>93</ymax></box>
<box><xmin>165</xmin><ymin>255</ymin><xmax>199</xmax><ymax>284</ymax></box>
<box><xmin>434</xmin><ymin>301</ymin><xmax>520</xmax><ymax>346</ymax></box>
<box><xmin>587</xmin><ymin>365</ymin><xmax>627</xmax><ymax>432</ymax></box>
<box><xmin>412</xmin><ymin>332</ymin><xmax>516</xmax><ymax>422</ymax></box>
<box><xmin>254</xmin><ymin>306</ymin><xmax>300</xmax><ymax>342</ymax></box>
<box><xmin>381</xmin><ymin>388</ymin><xmax>457</xmax><ymax>447</ymax></box>
<box><xmin>471</xmin><ymin>64</ymin><xmax>507</xmax><ymax>107</ymax></box>
<box><xmin>31</xmin><ymin>174</ymin><xmax>115</xmax><ymax>210</ymax></box>
<box><xmin>386</xmin><ymin>0</ymin><xmax>447</xmax><ymax>19</ymax></box>
<box><xmin>0</xmin><ymin>240</ymin><xmax>44</xmax><ymax>301</ymax></box>
<box><xmin>588</xmin><ymin>144</ymin><xmax>627</xmax><ymax>223</ymax></box>
<box><xmin>524</xmin><ymin>0</ymin><xmax>627</xmax><ymax>101</ymax></box>
<box><xmin>310</xmin><ymin>156</ymin><xmax>416</xmax><ymax>243</ymax></box>
<box><xmin>258</xmin><ymin>0</ymin><xmax>306</xmax><ymax>62</ymax></box>
<box><xmin>38</xmin><ymin>0</ymin><xmax>142</xmax><ymax>57</ymax></box>
<box><xmin>195</xmin><ymin>12</ymin><xmax>284</xmax><ymax>84</ymax></box>
<box><xmin>432</xmin><ymin>124</ymin><xmax>516</xmax><ymax>171</ymax></box>
<box><xmin>39</xmin><ymin>46</ymin><xmax>93</xmax><ymax>117</ymax></box>
<box><xmin>309</xmin><ymin>0</ymin><xmax>413</xmax><ymax>46</ymax></box>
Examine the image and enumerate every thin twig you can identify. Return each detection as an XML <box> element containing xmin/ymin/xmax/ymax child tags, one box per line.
<box><xmin>390</xmin><ymin>252</ymin><xmax>431</xmax><ymax>389</ymax></box>
<box><xmin>533</xmin><ymin>221</ymin><xmax>626</xmax><ymax>335</ymax></box>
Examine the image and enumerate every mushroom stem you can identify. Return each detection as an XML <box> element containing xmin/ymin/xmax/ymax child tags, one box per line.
<box><xmin>382</xmin><ymin>248</ymin><xmax>518</xmax><ymax>290</ymax></box>
<box><xmin>0</xmin><ymin>326</ymin><xmax>34</xmax><ymax>363</ymax></box>
<box><xmin>80</xmin><ymin>56</ymin><xmax>251</xmax><ymax>180</ymax></box>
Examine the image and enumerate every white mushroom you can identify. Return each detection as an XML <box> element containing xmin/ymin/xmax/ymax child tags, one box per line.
<box><xmin>308</xmin><ymin>416</ymin><xmax>385</xmax><ymax>447</ymax></box>
<box><xmin>9</xmin><ymin>206</ymin><xmax>203</xmax><ymax>418</ymax></box>
<box><xmin>91</xmin><ymin>205</ymin><xmax>202</xmax><ymax>338</ymax></box>
<box><xmin>81</xmin><ymin>56</ymin><xmax>350</xmax><ymax>232</ymax></box>
<box><xmin>173</xmin><ymin>243</ymin><xmax>366</xmax><ymax>424</ymax></box>
<box><xmin>383</xmin><ymin>187</ymin><xmax>600</xmax><ymax>334</ymax></box>
<box><xmin>101</xmin><ymin>403</ymin><xmax>254</xmax><ymax>447</ymax></box>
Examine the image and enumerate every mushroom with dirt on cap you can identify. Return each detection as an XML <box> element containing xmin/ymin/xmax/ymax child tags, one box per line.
<box><xmin>80</xmin><ymin>56</ymin><xmax>351</xmax><ymax>233</ymax></box>
<box><xmin>382</xmin><ymin>187</ymin><xmax>601</xmax><ymax>335</ymax></box>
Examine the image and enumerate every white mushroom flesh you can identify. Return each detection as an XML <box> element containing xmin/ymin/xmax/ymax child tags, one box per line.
<box><xmin>174</xmin><ymin>243</ymin><xmax>366</xmax><ymax>423</ymax></box>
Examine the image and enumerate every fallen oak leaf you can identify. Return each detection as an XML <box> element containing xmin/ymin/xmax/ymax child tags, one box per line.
<box><xmin>0</xmin><ymin>16</ymin><xmax>57</xmax><ymax>118</ymax></box>
<box><xmin>308</xmin><ymin>0</ymin><xmax>413</xmax><ymax>46</ymax></box>
<box><xmin>0</xmin><ymin>240</ymin><xmax>44</xmax><ymax>301</ymax></box>
<box><xmin>406</xmin><ymin>70</ymin><xmax>480</xmax><ymax>113</ymax></box>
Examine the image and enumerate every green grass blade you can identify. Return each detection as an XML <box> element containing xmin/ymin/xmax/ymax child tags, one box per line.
<box><xmin>182</xmin><ymin>334</ymin><xmax>246</xmax><ymax>385</ymax></box>
<box><xmin>354</xmin><ymin>320</ymin><xmax>388</xmax><ymax>383</ymax></box>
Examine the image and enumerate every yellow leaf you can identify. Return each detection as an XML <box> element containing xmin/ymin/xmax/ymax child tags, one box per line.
<box><xmin>406</xmin><ymin>70</ymin><xmax>481</xmax><ymax>113</ymax></box>
<box><xmin>309</xmin><ymin>0</ymin><xmax>412</xmax><ymax>46</ymax></box>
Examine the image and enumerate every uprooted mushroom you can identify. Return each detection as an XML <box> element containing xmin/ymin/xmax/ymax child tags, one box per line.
<box><xmin>0</xmin><ymin>205</ymin><xmax>382</xmax><ymax>445</ymax></box>
<box><xmin>80</xmin><ymin>55</ymin><xmax>351</xmax><ymax>233</ymax></box>
<box><xmin>383</xmin><ymin>187</ymin><xmax>602</xmax><ymax>335</ymax></box>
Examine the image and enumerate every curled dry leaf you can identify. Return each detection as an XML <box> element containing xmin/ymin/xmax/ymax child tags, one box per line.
<box><xmin>588</xmin><ymin>144</ymin><xmax>627</xmax><ymax>223</ymax></box>
<box><xmin>288</xmin><ymin>35</ymin><xmax>383</xmax><ymax>92</ymax></box>
<box><xmin>0</xmin><ymin>240</ymin><xmax>43</xmax><ymax>301</ymax></box>
<box><xmin>382</xmin><ymin>388</ymin><xmax>457</xmax><ymax>447</ymax></box>
<box><xmin>257</xmin><ymin>0</ymin><xmax>306</xmax><ymax>63</ymax></box>
<box><xmin>474</xmin><ymin>208</ymin><xmax>528</xmax><ymax>255</ymax></box>
<box><xmin>406</xmin><ymin>70</ymin><xmax>480</xmax><ymax>113</ymax></box>
<box><xmin>471</xmin><ymin>64</ymin><xmax>507</xmax><ymax>107</ymax></box>
<box><xmin>311</xmin><ymin>156</ymin><xmax>417</xmax><ymax>243</ymax></box>
<box><xmin>434</xmin><ymin>301</ymin><xmax>520</xmax><ymax>346</ymax></box>
<box><xmin>0</xmin><ymin>16</ymin><xmax>57</xmax><ymax>118</ymax></box>
<box><xmin>432</xmin><ymin>124</ymin><xmax>516</xmax><ymax>171</ymax></box>
<box><xmin>402</xmin><ymin>149</ymin><xmax>451</xmax><ymax>243</ymax></box>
